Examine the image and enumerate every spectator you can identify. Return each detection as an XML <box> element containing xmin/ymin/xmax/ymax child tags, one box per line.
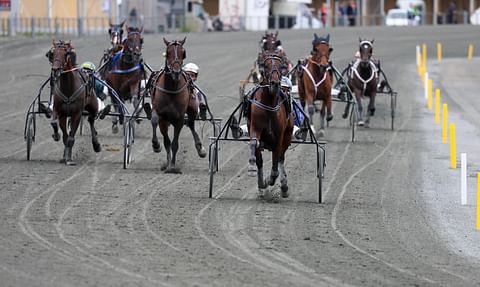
<box><xmin>447</xmin><ymin>1</ymin><xmax>456</xmax><ymax>24</ymax></box>
<box><xmin>346</xmin><ymin>1</ymin><xmax>356</xmax><ymax>26</ymax></box>
<box><xmin>320</xmin><ymin>3</ymin><xmax>328</xmax><ymax>28</ymax></box>
<box><xmin>338</xmin><ymin>1</ymin><xmax>346</xmax><ymax>26</ymax></box>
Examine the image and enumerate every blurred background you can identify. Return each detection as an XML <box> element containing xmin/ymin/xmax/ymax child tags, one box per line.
<box><xmin>1</xmin><ymin>0</ymin><xmax>480</xmax><ymax>37</ymax></box>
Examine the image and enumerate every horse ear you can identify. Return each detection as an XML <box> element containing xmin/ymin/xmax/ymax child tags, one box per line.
<box><xmin>275</xmin><ymin>30</ymin><xmax>278</xmax><ymax>37</ymax></box>
<box><xmin>163</xmin><ymin>37</ymin><xmax>170</xmax><ymax>46</ymax></box>
<box><xmin>276</xmin><ymin>40</ymin><xmax>281</xmax><ymax>46</ymax></box>
<box><xmin>326</xmin><ymin>34</ymin><xmax>330</xmax><ymax>43</ymax></box>
<box><xmin>371</xmin><ymin>38</ymin><xmax>374</xmax><ymax>44</ymax></box>
<box><xmin>120</xmin><ymin>19</ymin><xmax>126</xmax><ymax>27</ymax></box>
<box><xmin>179</xmin><ymin>36</ymin><xmax>186</xmax><ymax>45</ymax></box>
<box><xmin>182</xmin><ymin>49</ymin><xmax>186</xmax><ymax>59</ymax></box>
<box><xmin>139</xmin><ymin>26</ymin><xmax>144</xmax><ymax>33</ymax></box>
<box><xmin>358</xmin><ymin>37</ymin><xmax>362</xmax><ymax>43</ymax></box>
<box><xmin>314</xmin><ymin>33</ymin><xmax>319</xmax><ymax>40</ymax></box>
<box><xmin>108</xmin><ymin>28</ymin><xmax>112</xmax><ymax>35</ymax></box>
<box><xmin>52</xmin><ymin>39</ymin><xmax>55</xmax><ymax>46</ymax></box>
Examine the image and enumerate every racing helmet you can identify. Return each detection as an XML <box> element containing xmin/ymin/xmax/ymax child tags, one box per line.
<box><xmin>81</xmin><ymin>61</ymin><xmax>96</xmax><ymax>71</ymax></box>
<box><xmin>183</xmin><ymin>62</ymin><xmax>199</xmax><ymax>74</ymax></box>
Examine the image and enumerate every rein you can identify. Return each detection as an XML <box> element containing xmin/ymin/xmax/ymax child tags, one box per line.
<box><xmin>153</xmin><ymin>70</ymin><xmax>189</xmax><ymax>94</ymax></box>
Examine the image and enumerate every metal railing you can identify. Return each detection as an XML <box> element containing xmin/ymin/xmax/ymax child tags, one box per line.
<box><xmin>1</xmin><ymin>12</ymin><xmax>475</xmax><ymax>37</ymax></box>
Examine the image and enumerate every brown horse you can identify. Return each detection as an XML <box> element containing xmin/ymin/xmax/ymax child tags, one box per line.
<box><xmin>297</xmin><ymin>33</ymin><xmax>333</xmax><ymax>137</ymax></box>
<box><xmin>149</xmin><ymin>37</ymin><xmax>206</xmax><ymax>173</ymax></box>
<box><xmin>104</xmin><ymin>26</ymin><xmax>145</xmax><ymax>133</ymax></box>
<box><xmin>46</xmin><ymin>40</ymin><xmax>101</xmax><ymax>165</ymax></box>
<box><xmin>248</xmin><ymin>52</ymin><xmax>294</xmax><ymax>200</ymax></box>
<box><xmin>348</xmin><ymin>38</ymin><xmax>378</xmax><ymax>127</ymax></box>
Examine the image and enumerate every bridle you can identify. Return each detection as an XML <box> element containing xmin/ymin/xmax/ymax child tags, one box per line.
<box><xmin>359</xmin><ymin>40</ymin><xmax>373</xmax><ymax>64</ymax></box>
<box><xmin>301</xmin><ymin>41</ymin><xmax>331</xmax><ymax>95</ymax></box>
<box><xmin>109</xmin><ymin>25</ymin><xmax>124</xmax><ymax>46</ymax></box>
<box><xmin>164</xmin><ymin>40</ymin><xmax>184</xmax><ymax>76</ymax></box>
<box><xmin>122</xmin><ymin>30</ymin><xmax>143</xmax><ymax>64</ymax></box>
<box><xmin>262</xmin><ymin>54</ymin><xmax>282</xmax><ymax>85</ymax></box>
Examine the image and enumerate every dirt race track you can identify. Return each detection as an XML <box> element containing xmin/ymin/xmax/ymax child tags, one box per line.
<box><xmin>1</xmin><ymin>26</ymin><xmax>480</xmax><ymax>286</ymax></box>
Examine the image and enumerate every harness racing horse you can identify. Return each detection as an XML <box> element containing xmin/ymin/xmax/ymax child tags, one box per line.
<box><xmin>297</xmin><ymin>33</ymin><xmax>333</xmax><ymax>137</ymax></box>
<box><xmin>148</xmin><ymin>37</ymin><xmax>206</xmax><ymax>173</ymax></box>
<box><xmin>248</xmin><ymin>52</ymin><xmax>294</xmax><ymax>200</ymax></box>
<box><xmin>46</xmin><ymin>40</ymin><xmax>101</xmax><ymax>165</ymax></box>
<box><xmin>348</xmin><ymin>38</ymin><xmax>378</xmax><ymax>127</ymax></box>
<box><xmin>104</xmin><ymin>26</ymin><xmax>145</xmax><ymax>133</ymax></box>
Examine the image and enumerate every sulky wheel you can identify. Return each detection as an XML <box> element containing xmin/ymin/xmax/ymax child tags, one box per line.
<box><xmin>25</xmin><ymin>113</ymin><xmax>35</xmax><ymax>161</ymax></box>
<box><xmin>123</xmin><ymin>120</ymin><xmax>135</xmax><ymax>169</ymax></box>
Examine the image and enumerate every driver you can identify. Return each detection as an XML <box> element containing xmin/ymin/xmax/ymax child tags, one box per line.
<box><xmin>184</xmin><ymin>62</ymin><xmax>207</xmax><ymax>120</ymax></box>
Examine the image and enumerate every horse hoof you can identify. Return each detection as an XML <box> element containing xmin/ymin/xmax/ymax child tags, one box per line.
<box><xmin>196</xmin><ymin>144</ymin><xmax>207</xmax><ymax>158</ymax></box>
<box><xmin>257</xmin><ymin>189</ymin><xmax>265</xmax><ymax>200</ymax></box>
<box><xmin>112</xmin><ymin>124</ymin><xmax>119</xmax><ymax>134</ymax></box>
<box><xmin>281</xmin><ymin>187</ymin><xmax>289</xmax><ymax>198</ymax></box>
<box><xmin>59</xmin><ymin>158</ymin><xmax>66</xmax><ymax>163</ymax></box>
<box><xmin>66</xmin><ymin>160</ymin><xmax>77</xmax><ymax>166</ymax></box>
<box><xmin>342</xmin><ymin>113</ymin><xmax>348</xmax><ymax>119</ymax></box>
<box><xmin>93</xmin><ymin>142</ymin><xmax>101</xmax><ymax>153</ymax></box>
<box><xmin>165</xmin><ymin>167</ymin><xmax>182</xmax><ymax>174</ymax></box>
<box><xmin>152</xmin><ymin>141</ymin><xmax>161</xmax><ymax>153</ymax></box>
<box><xmin>160</xmin><ymin>163</ymin><xmax>168</xmax><ymax>171</ymax></box>
<box><xmin>318</xmin><ymin>129</ymin><xmax>325</xmax><ymax>138</ymax></box>
<box><xmin>369</xmin><ymin>108</ymin><xmax>375</xmax><ymax>116</ymax></box>
<box><xmin>326</xmin><ymin>114</ymin><xmax>333</xmax><ymax>122</ymax></box>
<box><xmin>52</xmin><ymin>134</ymin><xmax>60</xmax><ymax>142</ymax></box>
<box><xmin>358</xmin><ymin>121</ymin><xmax>365</xmax><ymax>127</ymax></box>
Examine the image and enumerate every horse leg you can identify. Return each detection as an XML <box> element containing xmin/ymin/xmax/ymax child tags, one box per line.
<box><xmin>318</xmin><ymin>103</ymin><xmax>326</xmax><ymax>138</ymax></box>
<box><xmin>151</xmin><ymin>110</ymin><xmax>162</xmax><ymax>153</ymax></box>
<box><xmin>355</xmin><ymin>90</ymin><xmax>364</xmax><ymax>126</ymax></box>
<box><xmin>50</xmin><ymin>111</ymin><xmax>61</xmax><ymax>141</ymax></box>
<box><xmin>186</xmin><ymin>107</ymin><xmax>206</xmax><ymax>158</ymax></box>
<box><xmin>326</xmin><ymin>95</ymin><xmax>333</xmax><ymax>122</ymax></box>
<box><xmin>255</xmin><ymin>147</ymin><xmax>267</xmax><ymax>198</ymax></box>
<box><xmin>111</xmin><ymin>104</ymin><xmax>119</xmax><ymax>134</ymax></box>
<box><xmin>85</xmin><ymin>104</ymin><xmax>101</xmax><ymax>153</ymax></box>
<box><xmin>248</xmin><ymin>137</ymin><xmax>257</xmax><ymax>177</ymax></box>
<box><xmin>368</xmin><ymin>93</ymin><xmax>376</xmax><ymax>116</ymax></box>
<box><xmin>279</xmin><ymin>160</ymin><xmax>288</xmax><ymax>198</ymax></box>
<box><xmin>160</xmin><ymin>121</ymin><xmax>171</xmax><ymax>171</ymax></box>
<box><xmin>165</xmin><ymin>122</ymin><xmax>182</xmax><ymax>174</ymax></box>
<box><xmin>58</xmin><ymin>115</ymin><xmax>68</xmax><ymax>163</ymax></box>
<box><xmin>88</xmin><ymin>113</ymin><xmax>101</xmax><ymax>152</ymax></box>
<box><xmin>64</xmin><ymin>113</ymin><xmax>82</xmax><ymax>166</ymax></box>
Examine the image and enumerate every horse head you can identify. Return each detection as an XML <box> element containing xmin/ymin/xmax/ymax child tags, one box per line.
<box><xmin>311</xmin><ymin>33</ymin><xmax>332</xmax><ymax>74</ymax></box>
<box><xmin>358</xmin><ymin>38</ymin><xmax>374</xmax><ymax>67</ymax></box>
<box><xmin>47</xmin><ymin>40</ymin><xmax>76</xmax><ymax>79</ymax></box>
<box><xmin>261</xmin><ymin>31</ymin><xmax>281</xmax><ymax>53</ymax></box>
<box><xmin>122</xmin><ymin>26</ymin><xmax>143</xmax><ymax>64</ymax></box>
<box><xmin>108</xmin><ymin>19</ymin><xmax>126</xmax><ymax>46</ymax></box>
<box><xmin>262</xmin><ymin>52</ymin><xmax>283</xmax><ymax>97</ymax></box>
<box><xmin>163</xmin><ymin>37</ymin><xmax>186</xmax><ymax>81</ymax></box>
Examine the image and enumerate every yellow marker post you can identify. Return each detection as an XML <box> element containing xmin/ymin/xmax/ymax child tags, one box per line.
<box><xmin>450</xmin><ymin>123</ymin><xmax>456</xmax><ymax>169</ymax></box>
<box><xmin>468</xmin><ymin>44</ymin><xmax>474</xmax><ymax>61</ymax></box>
<box><xmin>435</xmin><ymin>89</ymin><xmax>440</xmax><ymax>124</ymax></box>
<box><xmin>428</xmin><ymin>79</ymin><xmax>433</xmax><ymax>110</ymax></box>
<box><xmin>442</xmin><ymin>104</ymin><xmax>448</xmax><ymax>144</ymax></box>
<box><xmin>477</xmin><ymin>172</ymin><xmax>480</xmax><ymax>231</ymax></box>
<box><xmin>422</xmin><ymin>44</ymin><xmax>427</xmax><ymax>68</ymax></box>
<box><xmin>437</xmin><ymin>42</ymin><xmax>442</xmax><ymax>63</ymax></box>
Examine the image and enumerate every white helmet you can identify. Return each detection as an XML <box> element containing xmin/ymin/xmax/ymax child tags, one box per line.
<box><xmin>184</xmin><ymin>62</ymin><xmax>199</xmax><ymax>74</ymax></box>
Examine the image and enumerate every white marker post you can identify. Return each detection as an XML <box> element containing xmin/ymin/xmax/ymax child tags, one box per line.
<box><xmin>461</xmin><ymin>153</ymin><xmax>467</xmax><ymax>205</ymax></box>
<box><xmin>424</xmin><ymin>72</ymin><xmax>429</xmax><ymax>100</ymax></box>
<box><xmin>416</xmin><ymin>45</ymin><xmax>421</xmax><ymax>67</ymax></box>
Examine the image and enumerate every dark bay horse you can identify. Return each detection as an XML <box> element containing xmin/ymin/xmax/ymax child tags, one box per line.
<box><xmin>46</xmin><ymin>40</ymin><xmax>101</xmax><ymax>165</ymax></box>
<box><xmin>348</xmin><ymin>38</ymin><xmax>378</xmax><ymax>127</ymax></box>
<box><xmin>248</xmin><ymin>52</ymin><xmax>294</xmax><ymax>200</ymax></box>
<box><xmin>149</xmin><ymin>37</ymin><xmax>206</xmax><ymax>173</ymax></box>
<box><xmin>104</xmin><ymin>26</ymin><xmax>145</xmax><ymax>133</ymax></box>
<box><xmin>297</xmin><ymin>33</ymin><xmax>333</xmax><ymax>137</ymax></box>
